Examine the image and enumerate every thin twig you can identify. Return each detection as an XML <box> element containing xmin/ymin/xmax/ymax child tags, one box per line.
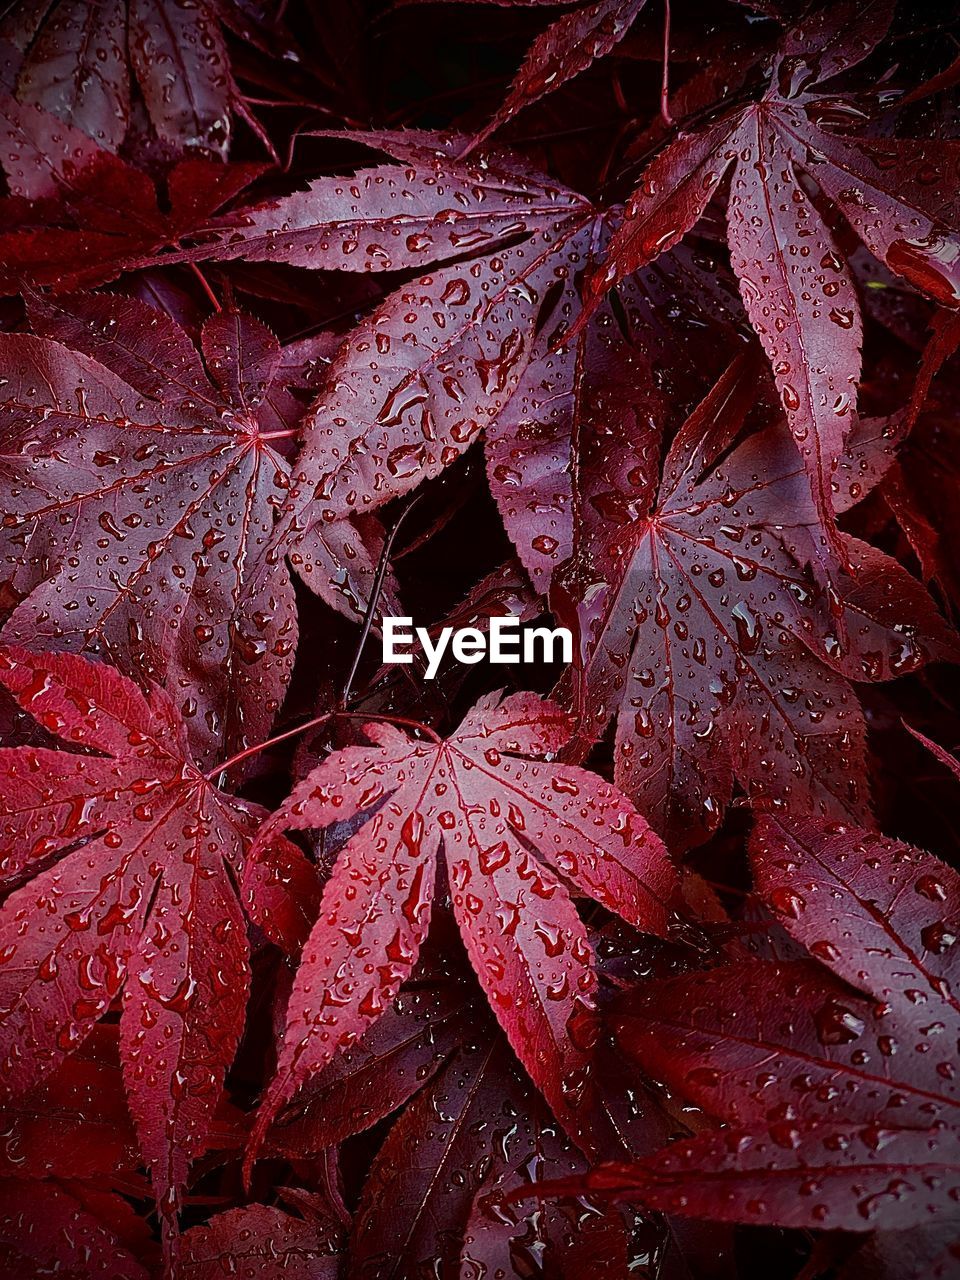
<box><xmin>341</xmin><ymin>495</ymin><xmax>422</xmax><ymax>708</ymax></box>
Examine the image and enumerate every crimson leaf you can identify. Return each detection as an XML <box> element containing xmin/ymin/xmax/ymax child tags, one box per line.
<box><xmin>247</xmin><ymin>690</ymin><xmax>675</xmax><ymax>1161</ymax></box>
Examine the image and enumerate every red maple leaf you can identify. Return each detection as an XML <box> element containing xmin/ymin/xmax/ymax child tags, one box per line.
<box><xmin>575</xmin><ymin>0</ymin><xmax>960</xmax><ymax>560</ymax></box>
<box><xmin>540</xmin><ymin>812</ymin><xmax>960</xmax><ymax>1232</ymax></box>
<box><xmin>0</xmin><ymin>95</ymin><xmax>264</xmax><ymax>293</ymax></box>
<box><xmin>179</xmin><ymin>1198</ymin><xmax>342</xmax><ymax>1279</ymax></box>
<box><xmin>555</xmin><ymin>353</ymin><xmax>957</xmax><ymax>845</ymax></box>
<box><xmin>246</xmin><ymin>690</ymin><xmax>675</xmax><ymax>1162</ymax></box>
<box><xmin>0</xmin><ymin>646</ymin><xmax>290</xmax><ymax>1240</ymax></box>
<box><xmin>0</xmin><ymin>291</ymin><xmax>298</xmax><ymax>767</ymax></box>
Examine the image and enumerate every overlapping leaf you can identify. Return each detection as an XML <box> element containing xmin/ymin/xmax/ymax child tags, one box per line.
<box><xmin>180</xmin><ymin>1200</ymin><xmax>341</xmax><ymax>1279</ymax></box>
<box><xmin>224</xmin><ymin>140</ymin><xmax>744</xmax><ymax>615</ymax></box>
<box><xmin>0</xmin><ymin>647</ymin><xmax>268</xmax><ymax>1233</ymax></box>
<box><xmin>178</xmin><ymin>130</ymin><xmax>592</xmax><ymax>275</ymax></box>
<box><xmin>0</xmin><ymin>291</ymin><xmax>296</xmax><ymax>766</ymax></box>
<box><xmin>470</xmin><ymin>0</ymin><xmax>648</xmax><ymax>149</ymax></box>
<box><xmin>576</xmin><ymin>0</ymin><xmax>960</xmax><ymax>557</ymax></box>
<box><xmin>556</xmin><ymin>353</ymin><xmax>956</xmax><ymax>846</ymax></box>
<box><xmin>276</xmin><ymin>206</ymin><xmax>598</xmax><ymax>618</ymax></box>
<box><xmin>246</xmin><ymin>690</ymin><xmax>675</xmax><ymax>1159</ymax></box>
<box><xmin>0</xmin><ymin>96</ymin><xmax>263</xmax><ymax>293</ymax></box>
<box><xmin>559</xmin><ymin>814</ymin><xmax>960</xmax><ymax>1230</ymax></box>
<box><xmin>0</xmin><ymin>1179</ymin><xmax>152</xmax><ymax>1279</ymax></box>
<box><xmin>0</xmin><ymin>1</ymin><xmax>958</xmax><ymax>1274</ymax></box>
<box><xmin>3</xmin><ymin>0</ymin><xmax>241</xmax><ymax>157</ymax></box>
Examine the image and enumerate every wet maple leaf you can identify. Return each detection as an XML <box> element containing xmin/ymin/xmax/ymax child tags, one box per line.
<box><xmin>0</xmin><ymin>1179</ymin><xmax>153</xmax><ymax>1279</ymax></box>
<box><xmin>348</xmin><ymin>1032</ymin><xmax>539</xmax><ymax>1280</ymax></box>
<box><xmin>274</xmin><ymin>192</ymin><xmax>598</xmax><ymax>618</ymax></box>
<box><xmin>262</xmin><ymin>924</ymin><xmax>479</xmax><ymax>1156</ymax></box>
<box><xmin>3</xmin><ymin>0</ymin><xmax>242</xmax><ymax>157</ymax></box>
<box><xmin>557</xmin><ymin>813</ymin><xmax>960</xmax><ymax>1230</ymax></box>
<box><xmin>0</xmin><ymin>291</ymin><xmax>297</xmax><ymax>767</ymax></box>
<box><xmin>576</xmin><ymin>0</ymin><xmax>960</xmax><ymax>558</ymax></box>
<box><xmin>180</xmin><ymin>1200</ymin><xmax>341</xmax><ymax>1279</ymax></box>
<box><xmin>0</xmin><ymin>1026</ymin><xmax>139</xmax><ymax>1182</ymax></box>
<box><xmin>487</xmin><ymin>233</ymin><xmax>744</xmax><ymax>590</ymax></box>
<box><xmin>246</xmin><ymin>690</ymin><xmax>675</xmax><ymax>1161</ymax></box>
<box><xmin>556</xmin><ymin>353</ymin><xmax>957</xmax><ymax>846</ymax></box>
<box><xmin>1</xmin><ymin>1</ymin><xmax>958</xmax><ymax>1271</ymax></box>
<box><xmin>178</xmin><ymin>130</ymin><xmax>592</xmax><ymax>275</ymax></box>
<box><xmin>468</xmin><ymin>0</ymin><xmax>648</xmax><ymax>150</ymax></box>
<box><xmin>222</xmin><ymin>135</ymin><xmax>742</xmax><ymax>615</ymax></box>
<box><xmin>0</xmin><ymin>95</ymin><xmax>263</xmax><ymax>293</ymax></box>
<box><xmin>0</xmin><ymin>646</ymin><xmax>271</xmax><ymax>1235</ymax></box>
<box><xmin>349</xmin><ymin>1023</ymin><xmax>630</xmax><ymax>1280</ymax></box>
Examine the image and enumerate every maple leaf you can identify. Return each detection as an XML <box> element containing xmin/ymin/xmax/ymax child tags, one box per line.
<box><xmin>237</xmin><ymin>137</ymin><xmax>742</xmax><ymax>614</ymax></box>
<box><xmin>0</xmin><ymin>1180</ymin><xmax>153</xmax><ymax>1279</ymax></box>
<box><xmin>272</xmin><ymin>185</ymin><xmax>598</xmax><ymax>618</ymax></box>
<box><xmin>2</xmin><ymin>0</ymin><xmax>131</xmax><ymax>152</ymax></box>
<box><xmin>128</xmin><ymin>0</ymin><xmax>235</xmax><ymax>157</ymax></box>
<box><xmin>3</xmin><ymin>0</ymin><xmax>243</xmax><ymax>158</ymax></box>
<box><xmin>555</xmin><ymin>353</ymin><xmax>958</xmax><ymax>846</ymax></box>
<box><xmin>0</xmin><ymin>646</ymin><xmax>273</xmax><ymax>1237</ymax></box>
<box><xmin>260</xmin><ymin>924</ymin><xmax>479</xmax><ymax>1156</ymax></box>
<box><xmin>553</xmin><ymin>813</ymin><xmax>960</xmax><ymax>1230</ymax></box>
<box><xmin>174</xmin><ymin>130</ymin><xmax>592</xmax><ymax>275</ymax></box>
<box><xmin>348</xmin><ymin>1032</ymin><xmax>536</xmax><ymax>1280</ymax></box>
<box><xmin>576</xmin><ymin>0</ymin><xmax>960</xmax><ymax>558</ymax></box>
<box><xmin>180</xmin><ymin>1200</ymin><xmax>341</xmax><ymax>1279</ymax></box>
<box><xmin>0</xmin><ymin>1026</ymin><xmax>139</xmax><ymax>1182</ymax></box>
<box><xmin>0</xmin><ymin>291</ymin><xmax>297</xmax><ymax>767</ymax></box>
<box><xmin>0</xmin><ymin>95</ymin><xmax>263</xmax><ymax>293</ymax></box>
<box><xmin>346</xmin><ymin>1021</ymin><xmax>632</xmax><ymax>1280</ymax></box>
<box><xmin>488</xmin><ymin>233</ymin><xmax>744</xmax><ymax>590</ymax></box>
<box><xmin>246</xmin><ymin>690</ymin><xmax>675</xmax><ymax>1162</ymax></box>
<box><xmin>468</xmin><ymin>0</ymin><xmax>648</xmax><ymax>150</ymax></box>
<box><xmin>1</xmin><ymin>1</ymin><xmax>959</xmax><ymax>1269</ymax></box>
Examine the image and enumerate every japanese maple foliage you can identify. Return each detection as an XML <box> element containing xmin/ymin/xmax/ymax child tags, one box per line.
<box><xmin>0</xmin><ymin>1</ymin><xmax>958</xmax><ymax>1278</ymax></box>
<box><xmin>542</xmin><ymin>814</ymin><xmax>960</xmax><ymax>1241</ymax></box>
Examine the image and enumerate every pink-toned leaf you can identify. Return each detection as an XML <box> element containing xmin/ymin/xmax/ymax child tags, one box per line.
<box><xmin>751</xmin><ymin>813</ymin><xmax>960</xmax><ymax>1019</ymax></box>
<box><xmin>277</xmin><ymin>215</ymin><xmax>594</xmax><ymax>618</ymax></box>
<box><xmin>727</xmin><ymin>111</ymin><xmax>862</xmax><ymax>560</ymax></box>
<box><xmin>0</xmin><ymin>648</ymin><xmax>260</xmax><ymax>1233</ymax></box>
<box><xmin>350</xmin><ymin>1034</ymin><xmax>543</xmax><ymax>1280</ymax></box>
<box><xmin>129</xmin><ymin>0</ymin><xmax>232</xmax><ymax>157</ymax></box>
<box><xmin>0</xmin><ymin>300</ymin><xmax>296</xmax><ymax>767</ymax></box>
<box><xmin>248</xmin><ymin>691</ymin><xmax>674</xmax><ymax>1162</ymax></box>
<box><xmin>180</xmin><ymin>1203</ymin><xmax>341</xmax><ymax>1279</ymax></box>
<box><xmin>265</xmin><ymin>963</ymin><xmax>477</xmax><ymax>1155</ymax></box>
<box><xmin>556</xmin><ymin>357</ymin><xmax>954</xmax><ymax>846</ymax></box>
<box><xmin>186</xmin><ymin>137</ymin><xmax>591</xmax><ymax>273</ymax></box>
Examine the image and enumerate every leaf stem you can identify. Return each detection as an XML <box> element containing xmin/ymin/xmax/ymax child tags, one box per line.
<box><xmin>207</xmin><ymin>707</ymin><xmax>441</xmax><ymax>781</ymax></box>
<box><xmin>207</xmin><ymin>714</ymin><xmax>331</xmax><ymax>779</ymax></box>
<box><xmin>189</xmin><ymin>262</ymin><xmax>222</xmax><ymax>312</ymax></box>
<box><xmin>660</xmin><ymin>0</ymin><xmax>674</xmax><ymax>126</ymax></box>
